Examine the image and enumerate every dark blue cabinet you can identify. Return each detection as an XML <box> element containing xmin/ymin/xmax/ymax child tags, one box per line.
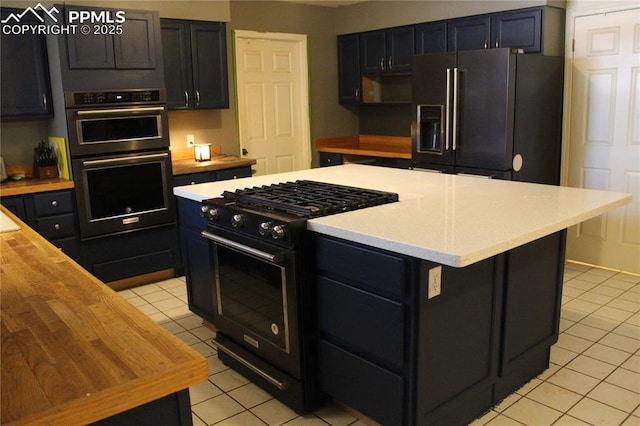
<box><xmin>337</xmin><ymin>34</ymin><xmax>361</xmax><ymax>103</ymax></box>
<box><xmin>414</xmin><ymin>21</ymin><xmax>447</xmax><ymax>54</ymax></box>
<box><xmin>360</xmin><ymin>26</ymin><xmax>414</xmax><ymax>74</ymax></box>
<box><xmin>1</xmin><ymin>7</ymin><xmax>52</xmax><ymax>119</ymax></box>
<box><xmin>448</xmin><ymin>15</ymin><xmax>491</xmax><ymax>51</ymax></box>
<box><xmin>161</xmin><ymin>19</ymin><xmax>229</xmax><ymax>110</ymax></box>
<box><xmin>491</xmin><ymin>8</ymin><xmax>542</xmax><ymax>53</ymax></box>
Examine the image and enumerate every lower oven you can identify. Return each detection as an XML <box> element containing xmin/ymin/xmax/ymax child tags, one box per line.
<box><xmin>202</xmin><ymin>225</ymin><xmax>304</xmax><ymax>384</ymax></box>
<box><xmin>72</xmin><ymin>150</ymin><xmax>176</xmax><ymax>238</ymax></box>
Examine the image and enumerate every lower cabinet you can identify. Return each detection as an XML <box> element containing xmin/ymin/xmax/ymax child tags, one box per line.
<box><xmin>174</xmin><ymin>166</ymin><xmax>251</xmax><ymax>322</ymax></box>
<box><xmin>314</xmin><ymin>231</ymin><xmax>565</xmax><ymax>426</ymax></box>
<box><xmin>1</xmin><ymin>190</ymin><xmax>80</xmax><ymax>260</ymax></box>
<box><xmin>177</xmin><ymin>197</ymin><xmax>214</xmax><ymax>323</ymax></box>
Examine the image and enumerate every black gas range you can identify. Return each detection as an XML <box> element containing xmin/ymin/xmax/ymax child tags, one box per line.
<box><xmin>200</xmin><ymin>180</ymin><xmax>398</xmax><ymax>413</ymax></box>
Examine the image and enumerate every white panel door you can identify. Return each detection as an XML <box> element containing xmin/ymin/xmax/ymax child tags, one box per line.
<box><xmin>234</xmin><ymin>31</ymin><xmax>311</xmax><ymax>176</ymax></box>
<box><xmin>566</xmin><ymin>8</ymin><xmax>640</xmax><ymax>273</ymax></box>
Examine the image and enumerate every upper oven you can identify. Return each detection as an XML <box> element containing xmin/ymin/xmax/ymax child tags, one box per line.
<box><xmin>65</xmin><ymin>89</ymin><xmax>168</xmax><ymax>157</ymax></box>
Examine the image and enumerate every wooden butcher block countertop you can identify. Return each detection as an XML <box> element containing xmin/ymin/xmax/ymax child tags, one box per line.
<box><xmin>316</xmin><ymin>135</ymin><xmax>411</xmax><ymax>159</ymax></box>
<box><xmin>0</xmin><ymin>207</ymin><xmax>207</xmax><ymax>425</ymax></box>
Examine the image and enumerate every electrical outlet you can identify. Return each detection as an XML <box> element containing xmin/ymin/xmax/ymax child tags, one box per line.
<box><xmin>186</xmin><ymin>134</ymin><xmax>195</xmax><ymax>147</ymax></box>
<box><xmin>427</xmin><ymin>266</ymin><xmax>442</xmax><ymax>299</ymax></box>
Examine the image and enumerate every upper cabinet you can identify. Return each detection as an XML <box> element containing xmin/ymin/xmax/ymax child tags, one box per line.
<box><xmin>447</xmin><ymin>16</ymin><xmax>491</xmax><ymax>51</ymax></box>
<box><xmin>337</xmin><ymin>34</ymin><xmax>361</xmax><ymax>103</ymax></box>
<box><xmin>65</xmin><ymin>7</ymin><xmax>157</xmax><ymax>69</ymax></box>
<box><xmin>360</xmin><ymin>26</ymin><xmax>414</xmax><ymax>74</ymax></box>
<box><xmin>161</xmin><ymin>19</ymin><xmax>229</xmax><ymax>110</ymax></box>
<box><xmin>1</xmin><ymin>7</ymin><xmax>53</xmax><ymax>119</ymax></box>
<box><xmin>414</xmin><ymin>21</ymin><xmax>447</xmax><ymax>55</ymax></box>
<box><xmin>448</xmin><ymin>7</ymin><xmax>563</xmax><ymax>54</ymax></box>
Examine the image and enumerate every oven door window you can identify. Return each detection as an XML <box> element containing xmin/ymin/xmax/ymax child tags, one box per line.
<box><xmin>215</xmin><ymin>245</ymin><xmax>289</xmax><ymax>353</ymax></box>
<box><xmin>85</xmin><ymin>161</ymin><xmax>167</xmax><ymax>220</ymax></box>
<box><xmin>79</xmin><ymin>115</ymin><xmax>162</xmax><ymax>144</ymax></box>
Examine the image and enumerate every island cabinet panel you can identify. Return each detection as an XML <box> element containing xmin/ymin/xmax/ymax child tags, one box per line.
<box><xmin>495</xmin><ymin>230</ymin><xmax>566</xmax><ymax>401</ymax></box>
<box><xmin>177</xmin><ymin>197</ymin><xmax>215</xmax><ymax>323</ymax></box>
<box><xmin>314</xmin><ymin>231</ymin><xmax>565</xmax><ymax>426</ymax></box>
<box><xmin>415</xmin><ymin>256</ymin><xmax>501</xmax><ymax>425</ymax></box>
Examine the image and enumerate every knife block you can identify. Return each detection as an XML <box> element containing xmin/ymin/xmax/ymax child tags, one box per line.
<box><xmin>34</xmin><ymin>165</ymin><xmax>59</xmax><ymax>179</ymax></box>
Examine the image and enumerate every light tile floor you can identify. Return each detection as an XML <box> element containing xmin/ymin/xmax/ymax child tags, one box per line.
<box><xmin>118</xmin><ymin>261</ymin><xmax>640</xmax><ymax>425</ymax></box>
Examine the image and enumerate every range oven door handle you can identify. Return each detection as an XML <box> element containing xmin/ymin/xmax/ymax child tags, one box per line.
<box><xmin>75</xmin><ymin>106</ymin><xmax>166</xmax><ymax>116</ymax></box>
<box><xmin>201</xmin><ymin>231</ymin><xmax>285</xmax><ymax>263</ymax></box>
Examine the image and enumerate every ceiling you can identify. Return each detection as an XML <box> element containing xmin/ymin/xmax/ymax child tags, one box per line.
<box><xmin>279</xmin><ymin>0</ymin><xmax>368</xmax><ymax>7</ymax></box>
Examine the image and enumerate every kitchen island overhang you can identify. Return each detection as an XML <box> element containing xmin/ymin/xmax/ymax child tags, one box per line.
<box><xmin>174</xmin><ymin>164</ymin><xmax>632</xmax><ymax>268</ymax></box>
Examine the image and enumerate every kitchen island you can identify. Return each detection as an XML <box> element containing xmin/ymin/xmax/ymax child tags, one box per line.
<box><xmin>0</xmin><ymin>207</ymin><xmax>208</xmax><ymax>425</ymax></box>
<box><xmin>174</xmin><ymin>164</ymin><xmax>631</xmax><ymax>425</ymax></box>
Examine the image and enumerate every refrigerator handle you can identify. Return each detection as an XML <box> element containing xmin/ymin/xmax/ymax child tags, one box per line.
<box><xmin>445</xmin><ymin>68</ymin><xmax>452</xmax><ymax>151</ymax></box>
<box><xmin>452</xmin><ymin>67</ymin><xmax>459</xmax><ymax>151</ymax></box>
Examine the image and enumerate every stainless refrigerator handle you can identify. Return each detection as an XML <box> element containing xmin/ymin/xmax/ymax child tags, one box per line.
<box><xmin>452</xmin><ymin>67</ymin><xmax>459</xmax><ymax>151</ymax></box>
<box><xmin>201</xmin><ymin>230</ymin><xmax>283</xmax><ymax>263</ymax></box>
<box><xmin>445</xmin><ymin>68</ymin><xmax>452</xmax><ymax>151</ymax></box>
<box><xmin>184</xmin><ymin>90</ymin><xmax>189</xmax><ymax>107</ymax></box>
<box><xmin>212</xmin><ymin>339</ymin><xmax>288</xmax><ymax>390</ymax></box>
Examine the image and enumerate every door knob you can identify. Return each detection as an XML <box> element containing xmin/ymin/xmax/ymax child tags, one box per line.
<box><xmin>242</xmin><ymin>148</ymin><xmax>248</xmax><ymax>155</ymax></box>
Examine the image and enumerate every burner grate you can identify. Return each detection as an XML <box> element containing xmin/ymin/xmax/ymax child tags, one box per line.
<box><xmin>222</xmin><ymin>180</ymin><xmax>398</xmax><ymax>218</ymax></box>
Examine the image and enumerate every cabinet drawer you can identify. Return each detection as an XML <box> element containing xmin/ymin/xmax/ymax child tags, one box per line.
<box><xmin>318</xmin><ymin>340</ymin><xmax>404</xmax><ymax>426</ymax></box>
<box><xmin>33</xmin><ymin>191</ymin><xmax>73</xmax><ymax>216</ymax></box>
<box><xmin>216</xmin><ymin>167</ymin><xmax>251</xmax><ymax>181</ymax></box>
<box><xmin>173</xmin><ymin>172</ymin><xmax>217</xmax><ymax>186</ymax></box>
<box><xmin>318</xmin><ymin>276</ymin><xmax>404</xmax><ymax>367</ymax></box>
<box><xmin>319</xmin><ymin>152</ymin><xmax>343</xmax><ymax>167</ymax></box>
<box><xmin>315</xmin><ymin>236</ymin><xmax>406</xmax><ymax>296</ymax></box>
<box><xmin>50</xmin><ymin>236</ymin><xmax>81</xmax><ymax>259</ymax></box>
<box><xmin>36</xmin><ymin>214</ymin><xmax>76</xmax><ymax>239</ymax></box>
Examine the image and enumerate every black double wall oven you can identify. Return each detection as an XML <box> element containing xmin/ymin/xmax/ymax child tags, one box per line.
<box><xmin>67</xmin><ymin>89</ymin><xmax>175</xmax><ymax>238</ymax></box>
<box><xmin>66</xmin><ymin>89</ymin><xmax>179</xmax><ymax>282</ymax></box>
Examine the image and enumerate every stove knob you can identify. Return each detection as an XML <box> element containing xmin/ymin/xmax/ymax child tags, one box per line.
<box><xmin>271</xmin><ymin>225</ymin><xmax>287</xmax><ymax>240</ymax></box>
<box><xmin>202</xmin><ymin>207</ymin><xmax>219</xmax><ymax>220</ymax></box>
<box><xmin>231</xmin><ymin>214</ymin><xmax>244</xmax><ymax>228</ymax></box>
<box><xmin>258</xmin><ymin>222</ymin><xmax>273</xmax><ymax>236</ymax></box>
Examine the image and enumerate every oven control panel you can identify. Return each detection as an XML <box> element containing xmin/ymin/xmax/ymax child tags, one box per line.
<box><xmin>65</xmin><ymin>89</ymin><xmax>166</xmax><ymax>107</ymax></box>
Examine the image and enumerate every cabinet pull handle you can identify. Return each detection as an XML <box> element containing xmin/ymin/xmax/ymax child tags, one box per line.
<box><xmin>495</xmin><ymin>38</ymin><xmax>500</xmax><ymax>48</ymax></box>
<box><xmin>484</xmin><ymin>40</ymin><xmax>488</xmax><ymax>49</ymax></box>
<box><xmin>380</xmin><ymin>58</ymin><xmax>385</xmax><ymax>71</ymax></box>
<box><xmin>452</xmin><ymin>67</ymin><xmax>459</xmax><ymax>151</ymax></box>
<box><xmin>445</xmin><ymin>68</ymin><xmax>451</xmax><ymax>151</ymax></box>
<box><xmin>196</xmin><ymin>90</ymin><xmax>201</xmax><ymax>107</ymax></box>
<box><xmin>355</xmin><ymin>88</ymin><xmax>359</xmax><ymax>99</ymax></box>
<box><xmin>184</xmin><ymin>91</ymin><xmax>189</xmax><ymax>107</ymax></box>
<box><xmin>51</xmin><ymin>200</ymin><xmax>58</xmax><ymax>207</ymax></box>
<box><xmin>54</xmin><ymin>223</ymin><xmax>61</xmax><ymax>230</ymax></box>
<box><xmin>42</xmin><ymin>94</ymin><xmax>47</xmax><ymax>110</ymax></box>
<box><xmin>388</xmin><ymin>57</ymin><xmax>393</xmax><ymax>70</ymax></box>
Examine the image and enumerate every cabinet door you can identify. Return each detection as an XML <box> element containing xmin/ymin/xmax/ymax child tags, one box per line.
<box><xmin>0</xmin><ymin>196</ymin><xmax>27</xmax><ymax>223</ymax></box>
<box><xmin>360</xmin><ymin>30</ymin><xmax>386</xmax><ymax>73</ymax></box>
<box><xmin>448</xmin><ymin>16</ymin><xmax>490</xmax><ymax>51</ymax></box>
<box><xmin>337</xmin><ymin>34</ymin><xmax>361</xmax><ymax>103</ymax></box>
<box><xmin>65</xmin><ymin>5</ymin><xmax>115</xmax><ymax>69</ymax></box>
<box><xmin>491</xmin><ymin>8</ymin><xmax>542</xmax><ymax>53</ymax></box>
<box><xmin>415</xmin><ymin>21</ymin><xmax>447</xmax><ymax>54</ymax></box>
<box><xmin>190</xmin><ymin>22</ymin><xmax>229</xmax><ymax>109</ymax></box>
<box><xmin>386</xmin><ymin>26</ymin><xmax>414</xmax><ymax>72</ymax></box>
<box><xmin>113</xmin><ymin>11</ymin><xmax>157</xmax><ymax>69</ymax></box>
<box><xmin>0</xmin><ymin>8</ymin><xmax>52</xmax><ymax>118</ymax></box>
<box><xmin>161</xmin><ymin>20</ymin><xmax>193</xmax><ymax>109</ymax></box>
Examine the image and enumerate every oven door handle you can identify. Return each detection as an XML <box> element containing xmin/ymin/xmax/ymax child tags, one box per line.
<box><xmin>75</xmin><ymin>106</ymin><xmax>165</xmax><ymax>116</ymax></box>
<box><xmin>82</xmin><ymin>153</ymin><xmax>169</xmax><ymax>167</ymax></box>
<box><xmin>201</xmin><ymin>231</ymin><xmax>285</xmax><ymax>263</ymax></box>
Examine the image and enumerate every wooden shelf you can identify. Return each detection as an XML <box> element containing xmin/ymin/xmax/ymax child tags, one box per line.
<box><xmin>316</xmin><ymin>135</ymin><xmax>411</xmax><ymax>160</ymax></box>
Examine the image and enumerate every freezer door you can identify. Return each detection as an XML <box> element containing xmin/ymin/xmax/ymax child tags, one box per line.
<box><xmin>454</xmin><ymin>49</ymin><xmax>516</xmax><ymax>171</ymax></box>
<box><xmin>411</xmin><ymin>53</ymin><xmax>456</xmax><ymax>166</ymax></box>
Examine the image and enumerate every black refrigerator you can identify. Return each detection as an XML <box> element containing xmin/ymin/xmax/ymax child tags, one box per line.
<box><xmin>411</xmin><ymin>48</ymin><xmax>564</xmax><ymax>184</ymax></box>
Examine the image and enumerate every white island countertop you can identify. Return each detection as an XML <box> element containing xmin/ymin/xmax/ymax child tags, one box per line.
<box><xmin>174</xmin><ymin>164</ymin><xmax>632</xmax><ymax>267</ymax></box>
